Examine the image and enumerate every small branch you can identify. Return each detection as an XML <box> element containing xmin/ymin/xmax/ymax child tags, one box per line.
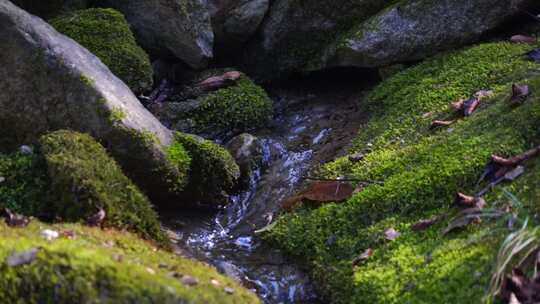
<box><xmin>491</xmin><ymin>145</ymin><xmax>540</xmax><ymax>167</ymax></box>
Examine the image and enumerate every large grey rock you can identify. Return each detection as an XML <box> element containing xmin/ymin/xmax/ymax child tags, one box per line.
<box><xmin>98</xmin><ymin>0</ymin><xmax>214</xmax><ymax>69</ymax></box>
<box><xmin>315</xmin><ymin>0</ymin><xmax>527</xmax><ymax>69</ymax></box>
<box><xmin>0</xmin><ymin>0</ymin><xmax>186</xmax><ymax>202</ymax></box>
<box><xmin>242</xmin><ymin>0</ymin><xmax>393</xmax><ymax>79</ymax></box>
<box><xmin>209</xmin><ymin>0</ymin><xmax>268</xmax><ymax>56</ymax></box>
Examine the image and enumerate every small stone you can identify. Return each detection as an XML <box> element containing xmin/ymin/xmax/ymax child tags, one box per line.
<box><xmin>181</xmin><ymin>275</ymin><xmax>198</xmax><ymax>286</ymax></box>
<box><xmin>348</xmin><ymin>152</ymin><xmax>365</xmax><ymax>163</ymax></box>
<box><xmin>0</xmin><ymin>176</ymin><xmax>5</xmax><ymax>183</ymax></box>
<box><xmin>41</xmin><ymin>229</ymin><xmax>59</xmax><ymax>241</ymax></box>
<box><xmin>224</xmin><ymin>287</ymin><xmax>235</xmax><ymax>294</ymax></box>
<box><xmin>146</xmin><ymin>267</ymin><xmax>156</xmax><ymax>275</ymax></box>
<box><xmin>7</xmin><ymin>248</ymin><xmax>39</xmax><ymax>266</ymax></box>
<box><xmin>384</xmin><ymin>228</ymin><xmax>401</xmax><ymax>241</ymax></box>
<box><xmin>19</xmin><ymin>145</ymin><xmax>33</xmax><ymax>154</ymax></box>
<box><xmin>211</xmin><ymin>279</ymin><xmax>221</xmax><ymax>287</ymax></box>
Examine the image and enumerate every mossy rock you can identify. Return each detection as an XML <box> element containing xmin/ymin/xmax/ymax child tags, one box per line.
<box><xmin>0</xmin><ymin>221</ymin><xmax>260</xmax><ymax>303</ymax></box>
<box><xmin>174</xmin><ymin>132</ymin><xmax>240</xmax><ymax>206</ymax></box>
<box><xmin>37</xmin><ymin>130</ymin><xmax>167</xmax><ymax>245</ymax></box>
<box><xmin>50</xmin><ymin>8</ymin><xmax>153</xmax><ymax>93</ymax></box>
<box><xmin>266</xmin><ymin>40</ymin><xmax>540</xmax><ymax>303</ymax></box>
<box><xmin>163</xmin><ymin>72</ymin><xmax>273</xmax><ymax>138</ymax></box>
<box><xmin>11</xmin><ymin>0</ymin><xmax>88</xmax><ymax>19</ymax></box>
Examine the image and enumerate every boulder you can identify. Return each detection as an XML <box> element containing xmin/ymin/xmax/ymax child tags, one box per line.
<box><xmin>314</xmin><ymin>0</ymin><xmax>527</xmax><ymax>69</ymax></box>
<box><xmin>173</xmin><ymin>132</ymin><xmax>240</xmax><ymax>207</ymax></box>
<box><xmin>242</xmin><ymin>0</ymin><xmax>393</xmax><ymax>79</ymax></box>
<box><xmin>50</xmin><ymin>8</ymin><xmax>154</xmax><ymax>94</ymax></box>
<box><xmin>96</xmin><ymin>0</ymin><xmax>214</xmax><ymax>69</ymax></box>
<box><xmin>209</xmin><ymin>0</ymin><xmax>269</xmax><ymax>56</ymax></box>
<box><xmin>10</xmin><ymin>0</ymin><xmax>88</xmax><ymax>19</ymax></box>
<box><xmin>0</xmin><ymin>0</ymin><xmax>186</xmax><ymax>203</ymax></box>
<box><xmin>225</xmin><ymin>133</ymin><xmax>265</xmax><ymax>188</ymax></box>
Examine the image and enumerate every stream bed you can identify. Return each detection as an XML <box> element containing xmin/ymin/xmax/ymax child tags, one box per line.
<box><xmin>162</xmin><ymin>71</ymin><xmax>377</xmax><ymax>303</ymax></box>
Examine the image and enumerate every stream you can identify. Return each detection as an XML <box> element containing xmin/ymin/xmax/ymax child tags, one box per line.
<box><xmin>162</xmin><ymin>70</ymin><xmax>378</xmax><ymax>303</ymax></box>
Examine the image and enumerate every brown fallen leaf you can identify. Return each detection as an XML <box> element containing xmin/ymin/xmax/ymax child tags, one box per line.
<box><xmin>7</xmin><ymin>248</ymin><xmax>39</xmax><ymax>266</ymax></box>
<box><xmin>352</xmin><ymin>248</ymin><xmax>374</xmax><ymax>266</ymax></box>
<box><xmin>61</xmin><ymin>230</ymin><xmax>76</xmax><ymax>239</ymax></box>
<box><xmin>384</xmin><ymin>228</ymin><xmax>401</xmax><ymax>241</ymax></box>
<box><xmin>2</xmin><ymin>208</ymin><xmax>30</xmax><ymax>227</ymax></box>
<box><xmin>411</xmin><ymin>217</ymin><xmax>440</xmax><ymax>232</ymax></box>
<box><xmin>430</xmin><ymin>120</ymin><xmax>455</xmax><ymax>129</ymax></box>
<box><xmin>510</xmin><ymin>84</ymin><xmax>531</xmax><ymax>106</ymax></box>
<box><xmin>451</xmin><ymin>99</ymin><xmax>465</xmax><ymax>111</ymax></box>
<box><xmin>492</xmin><ymin>146</ymin><xmax>540</xmax><ymax>167</ymax></box>
<box><xmin>87</xmin><ymin>208</ymin><xmax>106</xmax><ymax>227</ymax></box>
<box><xmin>195</xmin><ymin>71</ymin><xmax>242</xmax><ymax>92</ymax></box>
<box><xmin>454</xmin><ymin>193</ymin><xmax>486</xmax><ymax>209</ymax></box>
<box><xmin>510</xmin><ymin>35</ymin><xmax>537</xmax><ymax>44</ymax></box>
<box><xmin>281</xmin><ymin>181</ymin><xmax>354</xmax><ymax>211</ymax></box>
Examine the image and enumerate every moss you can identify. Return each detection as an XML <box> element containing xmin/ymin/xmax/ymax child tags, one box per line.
<box><xmin>0</xmin><ymin>152</ymin><xmax>49</xmax><ymax>217</ymax></box>
<box><xmin>0</xmin><ymin>221</ymin><xmax>260</xmax><ymax>303</ymax></box>
<box><xmin>266</xmin><ymin>40</ymin><xmax>540</xmax><ymax>303</ymax></box>
<box><xmin>109</xmin><ymin>107</ymin><xmax>126</xmax><ymax>124</ymax></box>
<box><xmin>165</xmin><ymin>141</ymin><xmax>191</xmax><ymax>189</ymax></box>
<box><xmin>173</xmin><ymin>133</ymin><xmax>240</xmax><ymax>203</ymax></box>
<box><xmin>39</xmin><ymin>130</ymin><xmax>168</xmax><ymax>246</ymax></box>
<box><xmin>190</xmin><ymin>75</ymin><xmax>273</xmax><ymax>136</ymax></box>
<box><xmin>50</xmin><ymin>8</ymin><xmax>153</xmax><ymax>93</ymax></box>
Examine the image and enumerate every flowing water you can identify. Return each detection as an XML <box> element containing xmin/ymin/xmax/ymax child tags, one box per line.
<box><xmin>162</xmin><ymin>70</ymin><xmax>377</xmax><ymax>303</ymax></box>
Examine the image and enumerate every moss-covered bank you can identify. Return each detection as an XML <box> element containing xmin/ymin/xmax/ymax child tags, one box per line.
<box><xmin>265</xmin><ymin>41</ymin><xmax>540</xmax><ymax>303</ymax></box>
<box><xmin>1</xmin><ymin>130</ymin><xmax>168</xmax><ymax>246</ymax></box>
<box><xmin>50</xmin><ymin>8</ymin><xmax>153</xmax><ymax>93</ymax></box>
<box><xmin>0</xmin><ymin>221</ymin><xmax>260</xmax><ymax>303</ymax></box>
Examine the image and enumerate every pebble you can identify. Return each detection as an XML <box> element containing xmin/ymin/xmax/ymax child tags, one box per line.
<box><xmin>181</xmin><ymin>276</ymin><xmax>198</xmax><ymax>286</ymax></box>
<box><xmin>41</xmin><ymin>229</ymin><xmax>59</xmax><ymax>241</ymax></box>
<box><xmin>224</xmin><ymin>287</ymin><xmax>235</xmax><ymax>295</ymax></box>
<box><xmin>0</xmin><ymin>176</ymin><xmax>5</xmax><ymax>183</ymax></box>
<box><xmin>19</xmin><ymin>145</ymin><xmax>33</xmax><ymax>155</ymax></box>
<box><xmin>210</xmin><ymin>279</ymin><xmax>221</xmax><ymax>287</ymax></box>
<box><xmin>146</xmin><ymin>267</ymin><xmax>156</xmax><ymax>275</ymax></box>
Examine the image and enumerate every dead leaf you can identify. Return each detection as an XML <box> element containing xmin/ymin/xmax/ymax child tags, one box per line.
<box><xmin>526</xmin><ymin>48</ymin><xmax>540</xmax><ymax>63</ymax></box>
<box><xmin>492</xmin><ymin>146</ymin><xmax>540</xmax><ymax>167</ymax></box>
<box><xmin>454</xmin><ymin>193</ymin><xmax>485</xmax><ymax>209</ymax></box>
<box><xmin>430</xmin><ymin>120</ymin><xmax>454</xmax><ymax>129</ymax></box>
<box><xmin>510</xmin><ymin>35</ymin><xmax>537</xmax><ymax>44</ymax></box>
<box><xmin>411</xmin><ymin>217</ymin><xmax>440</xmax><ymax>232</ymax></box>
<box><xmin>87</xmin><ymin>208</ymin><xmax>106</xmax><ymax>227</ymax></box>
<box><xmin>7</xmin><ymin>248</ymin><xmax>39</xmax><ymax>266</ymax></box>
<box><xmin>451</xmin><ymin>99</ymin><xmax>465</xmax><ymax>111</ymax></box>
<box><xmin>474</xmin><ymin>90</ymin><xmax>494</xmax><ymax>100</ymax></box>
<box><xmin>281</xmin><ymin>181</ymin><xmax>354</xmax><ymax>211</ymax></box>
<box><xmin>61</xmin><ymin>230</ymin><xmax>76</xmax><ymax>239</ymax></box>
<box><xmin>463</xmin><ymin>96</ymin><xmax>480</xmax><ymax>116</ymax></box>
<box><xmin>195</xmin><ymin>71</ymin><xmax>242</xmax><ymax>92</ymax></box>
<box><xmin>510</xmin><ymin>84</ymin><xmax>530</xmax><ymax>106</ymax></box>
<box><xmin>384</xmin><ymin>228</ymin><xmax>401</xmax><ymax>241</ymax></box>
<box><xmin>348</xmin><ymin>152</ymin><xmax>365</xmax><ymax>163</ymax></box>
<box><xmin>352</xmin><ymin>248</ymin><xmax>374</xmax><ymax>266</ymax></box>
<box><xmin>2</xmin><ymin>208</ymin><xmax>30</xmax><ymax>227</ymax></box>
<box><xmin>501</xmin><ymin>267</ymin><xmax>540</xmax><ymax>304</ymax></box>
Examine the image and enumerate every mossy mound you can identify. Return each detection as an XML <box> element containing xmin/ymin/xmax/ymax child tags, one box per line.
<box><xmin>174</xmin><ymin>132</ymin><xmax>240</xmax><ymax>205</ymax></box>
<box><xmin>0</xmin><ymin>221</ymin><xmax>260</xmax><ymax>303</ymax></box>
<box><xmin>50</xmin><ymin>8</ymin><xmax>153</xmax><ymax>93</ymax></box>
<box><xmin>266</xmin><ymin>41</ymin><xmax>540</xmax><ymax>303</ymax></box>
<box><xmin>190</xmin><ymin>73</ymin><xmax>273</xmax><ymax>137</ymax></box>
<box><xmin>0</xmin><ymin>151</ymin><xmax>49</xmax><ymax>217</ymax></box>
<box><xmin>0</xmin><ymin>130</ymin><xmax>168</xmax><ymax>245</ymax></box>
<box><xmin>39</xmin><ymin>130</ymin><xmax>167</xmax><ymax>245</ymax></box>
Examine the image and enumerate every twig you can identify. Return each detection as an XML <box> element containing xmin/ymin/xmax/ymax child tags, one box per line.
<box><xmin>299</xmin><ymin>175</ymin><xmax>384</xmax><ymax>185</ymax></box>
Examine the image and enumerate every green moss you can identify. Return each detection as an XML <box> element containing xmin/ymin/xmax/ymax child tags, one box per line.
<box><xmin>191</xmin><ymin>76</ymin><xmax>273</xmax><ymax>136</ymax></box>
<box><xmin>50</xmin><ymin>8</ymin><xmax>153</xmax><ymax>93</ymax></box>
<box><xmin>173</xmin><ymin>133</ymin><xmax>240</xmax><ymax>202</ymax></box>
<box><xmin>0</xmin><ymin>221</ymin><xmax>260</xmax><ymax>303</ymax></box>
<box><xmin>166</xmin><ymin>141</ymin><xmax>191</xmax><ymax>189</ymax></box>
<box><xmin>267</xmin><ymin>41</ymin><xmax>540</xmax><ymax>303</ymax></box>
<box><xmin>39</xmin><ymin>130</ymin><xmax>168</xmax><ymax>246</ymax></box>
<box><xmin>0</xmin><ymin>152</ymin><xmax>49</xmax><ymax>217</ymax></box>
<box><xmin>109</xmin><ymin>107</ymin><xmax>126</xmax><ymax>124</ymax></box>
<box><xmin>351</xmin><ymin>42</ymin><xmax>537</xmax><ymax>152</ymax></box>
